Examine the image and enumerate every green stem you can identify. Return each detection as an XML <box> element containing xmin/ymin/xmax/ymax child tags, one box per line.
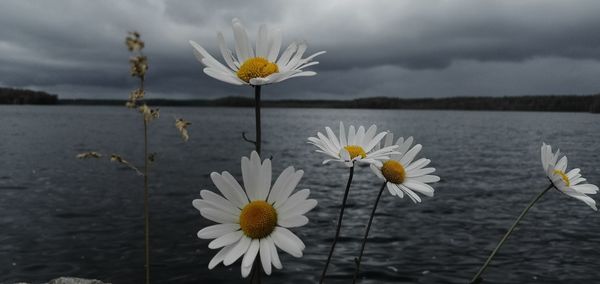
<box><xmin>470</xmin><ymin>183</ymin><xmax>554</xmax><ymax>284</ymax></box>
<box><xmin>250</xmin><ymin>85</ymin><xmax>263</xmax><ymax>282</ymax></box>
<box><xmin>254</xmin><ymin>85</ymin><xmax>261</xmax><ymax>156</ymax></box>
<box><xmin>320</xmin><ymin>165</ymin><xmax>355</xmax><ymax>284</ymax></box>
<box><xmin>250</xmin><ymin>257</ymin><xmax>262</xmax><ymax>284</ymax></box>
<box><xmin>352</xmin><ymin>182</ymin><xmax>387</xmax><ymax>283</ymax></box>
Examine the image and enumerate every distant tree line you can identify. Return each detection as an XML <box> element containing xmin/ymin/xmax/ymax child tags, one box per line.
<box><xmin>0</xmin><ymin>87</ymin><xmax>58</xmax><ymax>104</ymax></box>
<box><xmin>591</xmin><ymin>94</ymin><xmax>600</xmax><ymax>113</ymax></box>
<box><xmin>61</xmin><ymin>94</ymin><xmax>600</xmax><ymax>113</ymax></box>
<box><xmin>4</xmin><ymin>86</ymin><xmax>600</xmax><ymax>113</ymax></box>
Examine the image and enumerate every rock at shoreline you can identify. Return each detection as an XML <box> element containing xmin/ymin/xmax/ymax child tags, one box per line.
<box><xmin>48</xmin><ymin>278</ymin><xmax>110</xmax><ymax>284</ymax></box>
<box><xmin>15</xmin><ymin>277</ymin><xmax>111</xmax><ymax>284</ymax></box>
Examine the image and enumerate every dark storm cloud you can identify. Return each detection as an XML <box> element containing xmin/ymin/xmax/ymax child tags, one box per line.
<box><xmin>1</xmin><ymin>0</ymin><xmax>600</xmax><ymax>99</ymax></box>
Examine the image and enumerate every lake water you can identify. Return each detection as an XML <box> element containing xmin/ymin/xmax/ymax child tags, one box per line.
<box><xmin>0</xmin><ymin>106</ymin><xmax>599</xmax><ymax>284</ymax></box>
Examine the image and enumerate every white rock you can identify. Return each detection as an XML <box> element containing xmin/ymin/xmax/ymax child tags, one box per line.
<box><xmin>48</xmin><ymin>277</ymin><xmax>110</xmax><ymax>284</ymax></box>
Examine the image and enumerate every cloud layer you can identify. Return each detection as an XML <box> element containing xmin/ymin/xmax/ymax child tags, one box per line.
<box><xmin>1</xmin><ymin>0</ymin><xmax>600</xmax><ymax>99</ymax></box>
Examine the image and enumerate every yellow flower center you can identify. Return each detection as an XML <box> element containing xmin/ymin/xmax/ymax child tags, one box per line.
<box><xmin>239</xmin><ymin>200</ymin><xmax>278</xmax><ymax>239</ymax></box>
<box><xmin>381</xmin><ymin>160</ymin><xmax>406</xmax><ymax>184</ymax></box>
<box><xmin>236</xmin><ymin>57</ymin><xmax>279</xmax><ymax>83</ymax></box>
<box><xmin>343</xmin><ymin>145</ymin><xmax>367</xmax><ymax>159</ymax></box>
<box><xmin>553</xmin><ymin>169</ymin><xmax>570</xmax><ymax>187</ymax></box>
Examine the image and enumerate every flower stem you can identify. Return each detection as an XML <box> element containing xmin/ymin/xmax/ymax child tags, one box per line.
<box><xmin>250</xmin><ymin>258</ymin><xmax>262</xmax><ymax>284</ymax></box>
<box><xmin>254</xmin><ymin>85</ymin><xmax>261</xmax><ymax>155</ymax></box>
<box><xmin>320</xmin><ymin>165</ymin><xmax>355</xmax><ymax>284</ymax></box>
<box><xmin>352</xmin><ymin>182</ymin><xmax>386</xmax><ymax>283</ymax></box>
<box><xmin>250</xmin><ymin>85</ymin><xmax>263</xmax><ymax>281</ymax></box>
<box><xmin>470</xmin><ymin>183</ymin><xmax>554</xmax><ymax>283</ymax></box>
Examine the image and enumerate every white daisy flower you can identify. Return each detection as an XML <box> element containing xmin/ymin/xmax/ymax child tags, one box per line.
<box><xmin>189</xmin><ymin>18</ymin><xmax>325</xmax><ymax>86</ymax></box>
<box><xmin>370</xmin><ymin>133</ymin><xmax>440</xmax><ymax>203</ymax></box>
<box><xmin>192</xmin><ymin>151</ymin><xmax>317</xmax><ymax>277</ymax></box>
<box><xmin>307</xmin><ymin>122</ymin><xmax>399</xmax><ymax>167</ymax></box>
<box><xmin>541</xmin><ymin>143</ymin><xmax>599</xmax><ymax>210</ymax></box>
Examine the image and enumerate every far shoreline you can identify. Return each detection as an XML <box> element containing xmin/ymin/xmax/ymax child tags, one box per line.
<box><xmin>54</xmin><ymin>95</ymin><xmax>600</xmax><ymax>113</ymax></box>
<box><xmin>1</xmin><ymin>86</ymin><xmax>599</xmax><ymax>113</ymax></box>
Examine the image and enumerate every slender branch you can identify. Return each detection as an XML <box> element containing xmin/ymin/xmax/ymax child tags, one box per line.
<box><xmin>352</xmin><ymin>182</ymin><xmax>387</xmax><ymax>283</ymax></box>
<box><xmin>254</xmin><ymin>85</ymin><xmax>261</xmax><ymax>155</ymax></box>
<box><xmin>242</xmin><ymin>131</ymin><xmax>257</xmax><ymax>147</ymax></box>
<box><xmin>320</xmin><ymin>165</ymin><xmax>355</xmax><ymax>284</ymax></box>
<box><xmin>470</xmin><ymin>183</ymin><xmax>554</xmax><ymax>284</ymax></box>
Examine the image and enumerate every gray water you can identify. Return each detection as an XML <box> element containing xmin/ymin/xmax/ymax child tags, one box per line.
<box><xmin>0</xmin><ymin>106</ymin><xmax>599</xmax><ymax>284</ymax></box>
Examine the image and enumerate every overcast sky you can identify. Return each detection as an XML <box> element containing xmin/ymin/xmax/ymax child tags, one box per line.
<box><xmin>1</xmin><ymin>0</ymin><xmax>600</xmax><ymax>99</ymax></box>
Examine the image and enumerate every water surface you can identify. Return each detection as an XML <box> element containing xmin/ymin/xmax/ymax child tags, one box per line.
<box><xmin>0</xmin><ymin>106</ymin><xmax>599</xmax><ymax>283</ymax></box>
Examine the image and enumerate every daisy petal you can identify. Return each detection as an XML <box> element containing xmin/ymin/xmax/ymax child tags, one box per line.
<box><xmin>400</xmin><ymin>144</ymin><xmax>422</xmax><ymax>166</ymax></box>
<box><xmin>200</xmin><ymin>190</ymin><xmax>239</xmax><ymax>215</ymax></box>
<box><xmin>232</xmin><ymin>18</ymin><xmax>253</xmax><ymax>62</ymax></box>
<box><xmin>211</xmin><ymin>172</ymin><xmax>248</xmax><ymax>209</ymax></box>
<box><xmin>217</xmin><ymin>32</ymin><xmax>238</xmax><ymax>71</ymax></box>
<box><xmin>274</xmin><ymin>170</ymin><xmax>304</xmax><ymax>207</ymax></box>
<box><xmin>209</xmin><ymin>245</ymin><xmax>234</xmax><ymax>269</ymax></box>
<box><xmin>224</xmin><ymin>235</ymin><xmax>252</xmax><ymax>266</ymax></box>
<box><xmin>278</xmin><ymin>215</ymin><xmax>309</xmax><ymax>228</ymax></box>
<box><xmin>268</xmin><ymin>237</ymin><xmax>283</xmax><ymax>269</ymax></box>
<box><xmin>572</xmin><ymin>184</ymin><xmax>599</xmax><ymax>194</ymax></box>
<box><xmin>260</xmin><ymin>238</ymin><xmax>272</xmax><ymax>275</ymax></box>
<box><xmin>200</xmin><ymin>207</ymin><xmax>238</xmax><ymax>224</ymax></box>
<box><xmin>272</xmin><ymin>227</ymin><xmax>303</xmax><ymax>257</ymax></box>
<box><xmin>209</xmin><ymin>230</ymin><xmax>243</xmax><ymax>249</ymax></box>
<box><xmin>267</xmin><ymin>28</ymin><xmax>282</xmax><ymax>62</ymax></box>
<box><xmin>256</xmin><ymin>24</ymin><xmax>268</xmax><ymax>58</ymax></box>
<box><xmin>197</xmin><ymin>223</ymin><xmax>240</xmax><ymax>239</ymax></box>
<box><xmin>275</xmin><ymin>227</ymin><xmax>305</xmax><ymax>250</ymax></box>
<box><xmin>242</xmin><ymin>239</ymin><xmax>260</xmax><ymax>272</ymax></box>
<box><xmin>268</xmin><ymin>166</ymin><xmax>295</xmax><ymax>204</ymax></box>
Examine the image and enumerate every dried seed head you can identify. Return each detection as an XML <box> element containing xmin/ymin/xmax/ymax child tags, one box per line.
<box><xmin>126</xmin><ymin>89</ymin><xmax>145</xmax><ymax>108</ymax></box>
<box><xmin>126</xmin><ymin>31</ymin><xmax>144</xmax><ymax>52</ymax></box>
<box><xmin>110</xmin><ymin>154</ymin><xmax>127</xmax><ymax>164</ymax></box>
<box><xmin>139</xmin><ymin>104</ymin><xmax>159</xmax><ymax>122</ymax></box>
<box><xmin>110</xmin><ymin>154</ymin><xmax>143</xmax><ymax>175</ymax></box>
<box><xmin>175</xmin><ymin>118</ymin><xmax>191</xmax><ymax>142</ymax></box>
<box><xmin>129</xmin><ymin>56</ymin><xmax>148</xmax><ymax>78</ymax></box>
<box><xmin>76</xmin><ymin>152</ymin><xmax>102</xmax><ymax>159</ymax></box>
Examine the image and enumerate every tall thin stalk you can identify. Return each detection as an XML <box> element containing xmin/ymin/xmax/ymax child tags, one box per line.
<box><xmin>138</xmin><ymin>62</ymin><xmax>150</xmax><ymax>284</ymax></box>
<box><xmin>126</xmin><ymin>32</ymin><xmax>152</xmax><ymax>284</ymax></box>
<box><xmin>352</xmin><ymin>182</ymin><xmax>387</xmax><ymax>283</ymax></box>
<box><xmin>470</xmin><ymin>183</ymin><xmax>554</xmax><ymax>283</ymax></box>
<box><xmin>143</xmin><ymin>117</ymin><xmax>150</xmax><ymax>284</ymax></box>
<box><xmin>320</xmin><ymin>165</ymin><xmax>355</xmax><ymax>284</ymax></box>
